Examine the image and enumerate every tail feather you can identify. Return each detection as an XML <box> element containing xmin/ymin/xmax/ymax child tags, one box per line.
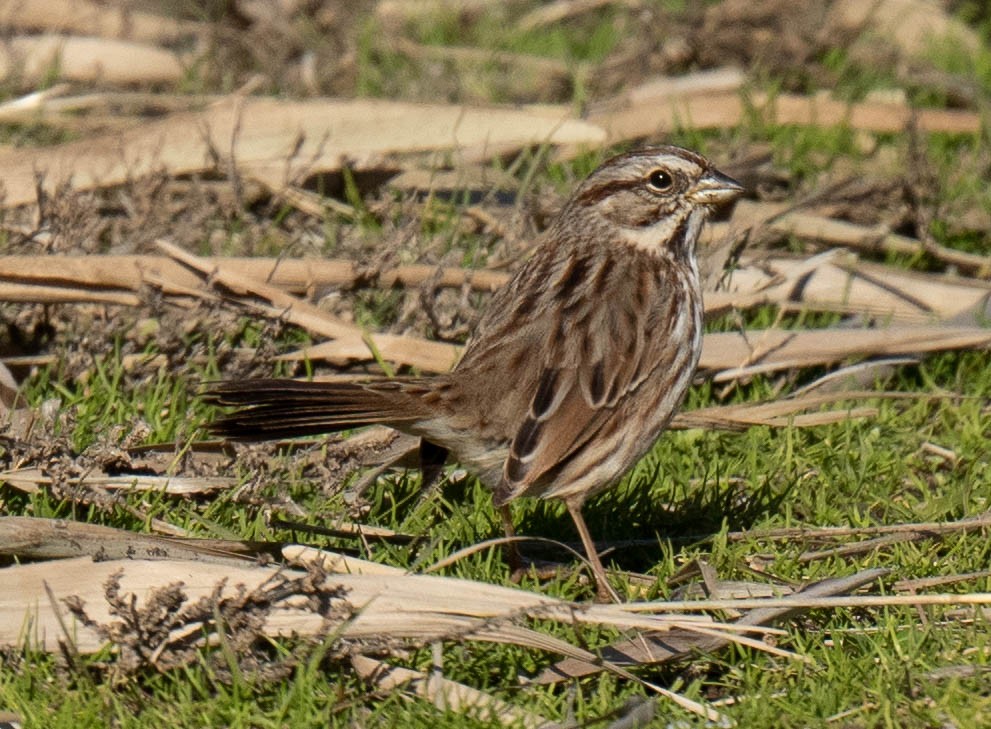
<box><xmin>206</xmin><ymin>378</ymin><xmax>422</xmax><ymax>441</ymax></box>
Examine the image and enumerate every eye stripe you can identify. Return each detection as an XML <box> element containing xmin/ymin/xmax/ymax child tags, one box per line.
<box><xmin>574</xmin><ymin>178</ymin><xmax>642</xmax><ymax>206</ymax></box>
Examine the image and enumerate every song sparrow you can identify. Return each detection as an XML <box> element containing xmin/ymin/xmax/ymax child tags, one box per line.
<box><xmin>209</xmin><ymin>146</ymin><xmax>743</xmax><ymax>600</ymax></box>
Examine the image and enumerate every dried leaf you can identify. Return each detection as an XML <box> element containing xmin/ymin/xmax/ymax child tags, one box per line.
<box><xmin>0</xmin><ymin>467</ymin><xmax>234</xmax><ymax>496</ymax></box>
<box><xmin>0</xmin><ymin>96</ymin><xmax>604</xmax><ymax>207</ymax></box>
<box><xmin>701</xmin><ymin>324</ymin><xmax>991</xmax><ymax>380</ymax></box>
<box><xmin>0</xmin><ymin>516</ymin><xmax>267</xmax><ymax>564</ymax></box>
<box><xmin>591</xmin><ymin>91</ymin><xmax>980</xmax><ymax>143</ymax></box>
<box><xmin>533</xmin><ymin>568</ymin><xmax>888</xmax><ymax>683</ymax></box>
<box><xmin>0</xmin><ymin>35</ymin><xmax>184</xmax><ymax>86</ymax></box>
<box><xmin>352</xmin><ymin>655</ymin><xmax>557</xmax><ymax>729</ymax></box>
<box><xmin>830</xmin><ymin>0</ymin><xmax>980</xmax><ymax>58</ymax></box>
<box><xmin>0</xmin><ymin>554</ymin><xmax>770</xmax><ymax>658</ymax></box>
<box><xmin>0</xmin><ymin>0</ymin><xmax>201</xmax><ymax>43</ymax></box>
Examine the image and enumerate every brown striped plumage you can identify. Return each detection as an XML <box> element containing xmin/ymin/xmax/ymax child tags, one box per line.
<box><xmin>208</xmin><ymin>146</ymin><xmax>743</xmax><ymax>600</ymax></box>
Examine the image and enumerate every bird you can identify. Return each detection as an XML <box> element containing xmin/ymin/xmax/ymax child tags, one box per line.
<box><xmin>208</xmin><ymin>146</ymin><xmax>744</xmax><ymax>601</ymax></box>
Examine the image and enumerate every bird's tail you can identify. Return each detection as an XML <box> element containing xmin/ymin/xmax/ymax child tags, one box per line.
<box><xmin>206</xmin><ymin>378</ymin><xmax>426</xmax><ymax>441</ymax></box>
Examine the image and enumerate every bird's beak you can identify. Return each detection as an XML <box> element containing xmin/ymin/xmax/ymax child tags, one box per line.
<box><xmin>687</xmin><ymin>169</ymin><xmax>745</xmax><ymax>205</ymax></box>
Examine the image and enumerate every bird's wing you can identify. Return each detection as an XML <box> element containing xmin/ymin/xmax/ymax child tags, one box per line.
<box><xmin>494</xmin><ymin>257</ymin><xmax>689</xmax><ymax>505</ymax></box>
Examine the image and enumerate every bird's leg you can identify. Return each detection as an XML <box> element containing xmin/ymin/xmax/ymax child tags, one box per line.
<box><xmin>566</xmin><ymin>501</ymin><xmax>621</xmax><ymax>603</ymax></box>
<box><xmin>409</xmin><ymin>438</ymin><xmax>450</xmax><ymax>517</ymax></box>
<box><xmin>418</xmin><ymin>439</ymin><xmax>449</xmax><ymax>493</ymax></box>
<box><xmin>498</xmin><ymin>504</ymin><xmax>526</xmax><ymax>580</ymax></box>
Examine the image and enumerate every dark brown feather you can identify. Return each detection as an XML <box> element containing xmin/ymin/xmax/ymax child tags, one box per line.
<box><xmin>207</xmin><ymin>379</ymin><xmax>425</xmax><ymax>440</ymax></box>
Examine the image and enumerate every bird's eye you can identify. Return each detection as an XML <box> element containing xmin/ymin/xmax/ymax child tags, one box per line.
<box><xmin>647</xmin><ymin>169</ymin><xmax>673</xmax><ymax>192</ymax></box>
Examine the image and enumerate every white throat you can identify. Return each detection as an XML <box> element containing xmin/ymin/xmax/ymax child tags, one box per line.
<box><xmin>618</xmin><ymin>209</ymin><xmax>703</xmax><ymax>261</ymax></box>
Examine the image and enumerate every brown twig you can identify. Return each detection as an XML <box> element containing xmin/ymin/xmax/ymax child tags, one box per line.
<box><xmin>725</xmin><ymin>511</ymin><xmax>991</xmax><ymax>542</ymax></box>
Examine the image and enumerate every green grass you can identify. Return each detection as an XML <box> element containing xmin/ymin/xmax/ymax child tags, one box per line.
<box><xmin>6</xmin><ymin>326</ymin><xmax>991</xmax><ymax>728</ymax></box>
